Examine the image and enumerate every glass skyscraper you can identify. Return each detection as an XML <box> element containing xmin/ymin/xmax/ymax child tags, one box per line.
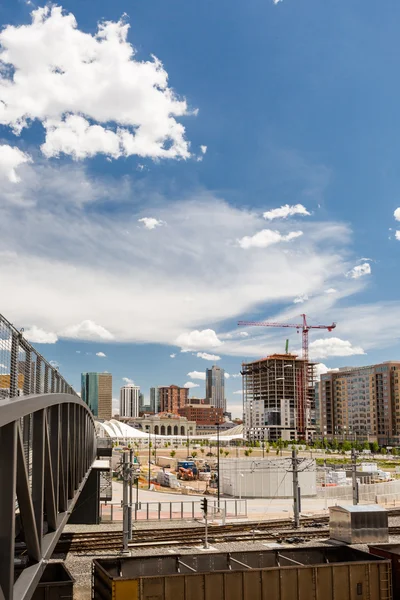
<box><xmin>206</xmin><ymin>365</ymin><xmax>226</xmax><ymax>412</ymax></box>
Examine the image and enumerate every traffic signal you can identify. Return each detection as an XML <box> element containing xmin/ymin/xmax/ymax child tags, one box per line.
<box><xmin>200</xmin><ymin>497</ymin><xmax>208</xmax><ymax>515</ymax></box>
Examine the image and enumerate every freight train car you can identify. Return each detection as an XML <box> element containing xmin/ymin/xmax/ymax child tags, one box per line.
<box><xmin>93</xmin><ymin>546</ymin><xmax>392</xmax><ymax>600</ymax></box>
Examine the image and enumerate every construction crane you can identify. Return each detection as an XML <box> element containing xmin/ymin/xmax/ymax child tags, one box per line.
<box><xmin>238</xmin><ymin>314</ymin><xmax>336</xmax><ymax>438</ymax></box>
<box><xmin>238</xmin><ymin>313</ymin><xmax>336</xmax><ymax>363</ymax></box>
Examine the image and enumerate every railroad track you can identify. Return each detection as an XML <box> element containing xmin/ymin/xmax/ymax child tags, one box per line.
<box><xmin>54</xmin><ymin>516</ymin><xmax>330</xmax><ymax>553</ymax></box>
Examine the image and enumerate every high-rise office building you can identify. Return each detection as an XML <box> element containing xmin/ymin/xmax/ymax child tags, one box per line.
<box><xmin>319</xmin><ymin>361</ymin><xmax>400</xmax><ymax>445</ymax></box>
<box><xmin>120</xmin><ymin>384</ymin><xmax>140</xmax><ymax>418</ymax></box>
<box><xmin>242</xmin><ymin>354</ymin><xmax>314</xmax><ymax>442</ymax></box>
<box><xmin>150</xmin><ymin>387</ymin><xmax>160</xmax><ymax>413</ymax></box>
<box><xmin>158</xmin><ymin>385</ymin><xmax>188</xmax><ymax>414</ymax></box>
<box><xmin>206</xmin><ymin>365</ymin><xmax>226</xmax><ymax>412</ymax></box>
<box><xmin>81</xmin><ymin>372</ymin><xmax>112</xmax><ymax>420</ymax></box>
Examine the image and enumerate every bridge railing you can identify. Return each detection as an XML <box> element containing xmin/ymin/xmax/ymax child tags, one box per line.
<box><xmin>0</xmin><ymin>313</ymin><xmax>76</xmax><ymax>400</ymax></box>
<box><xmin>0</xmin><ymin>314</ymin><xmax>97</xmax><ymax>600</ymax></box>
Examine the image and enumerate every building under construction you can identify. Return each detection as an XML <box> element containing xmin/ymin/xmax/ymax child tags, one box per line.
<box><xmin>242</xmin><ymin>353</ymin><xmax>315</xmax><ymax>442</ymax></box>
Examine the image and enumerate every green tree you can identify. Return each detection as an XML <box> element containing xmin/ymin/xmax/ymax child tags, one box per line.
<box><xmin>254</xmin><ymin>440</ymin><xmax>260</xmax><ymax>448</ymax></box>
<box><xmin>331</xmin><ymin>438</ymin><xmax>339</xmax><ymax>451</ymax></box>
<box><xmin>265</xmin><ymin>444</ymin><xmax>270</xmax><ymax>454</ymax></box>
<box><xmin>244</xmin><ymin>449</ymin><xmax>250</xmax><ymax>457</ymax></box>
<box><xmin>342</xmin><ymin>440</ymin><xmax>352</xmax><ymax>452</ymax></box>
<box><xmin>381</xmin><ymin>447</ymin><xmax>388</xmax><ymax>455</ymax></box>
<box><xmin>200</xmin><ymin>448</ymin><xmax>205</xmax><ymax>454</ymax></box>
<box><xmin>370</xmin><ymin>441</ymin><xmax>379</xmax><ymax>454</ymax></box>
<box><xmin>192</xmin><ymin>451</ymin><xmax>197</xmax><ymax>458</ymax></box>
<box><xmin>170</xmin><ymin>450</ymin><xmax>176</xmax><ymax>458</ymax></box>
<box><xmin>219</xmin><ymin>448</ymin><xmax>224</xmax><ymax>455</ymax></box>
<box><xmin>363</xmin><ymin>441</ymin><xmax>370</xmax><ymax>450</ymax></box>
<box><xmin>224</xmin><ymin>451</ymin><xmax>230</xmax><ymax>457</ymax></box>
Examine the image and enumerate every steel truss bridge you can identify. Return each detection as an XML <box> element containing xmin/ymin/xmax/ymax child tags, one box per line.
<box><xmin>0</xmin><ymin>315</ymin><xmax>97</xmax><ymax>600</ymax></box>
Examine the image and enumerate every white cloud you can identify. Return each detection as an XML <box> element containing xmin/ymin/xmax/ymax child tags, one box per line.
<box><xmin>0</xmin><ymin>363</ymin><xmax>7</xmax><ymax>369</ymax></box>
<box><xmin>200</xmin><ymin>145</ymin><xmax>207</xmax><ymax>154</ymax></box>
<box><xmin>309</xmin><ymin>337</ymin><xmax>365</xmax><ymax>359</ymax></box>
<box><xmin>184</xmin><ymin>381</ymin><xmax>199</xmax><ymax>389</ymax></box>
<box><xmin>232</xmin><ymin>373</ymin><xmax>241</xmax><ymax>378</ymax></box>
<box><xmin>0</xmin><ymin>145</ymin><xmax>31</xmax><ymax>182</ymax></box>
<box><xmin>23</xmin><ymin>325</ymin><xmax>58</xmax><ymax>343</ymax></box>
<box><xmin>224</xmin><ymin>372</ymin><xmax>230</xmax><ymax>379</ymax></box>
<box><xmin>196</xmin><ymin>352</ymin><xmax>220</xmax><ymax>361</ymax></box>
<box><xmin>122</xmin><ymin>377</ymin><xmax>134</xmax><ymax>385</ymax></box>
<box><xmin>325</xmin><ymin>288</ymin><xmax>337</xmax><ymax>294</ymax></box>
<box><xmin>60</xmin><ymin>320</ymin><xmax>114</xmax><ymax>340</ymax></box>
<box><xmin>96</xmin><ymin>351</ymin><xmax>106</xmax><ymax>357</ymax></box>
<box><xmin>76</xmin><ymin>350</ymin><xmax>81</xmax><ymax>353</ymax></box>
<box><xmin>263</xmin><ymin>204</ymin><xmax>310</xmax><ymax>221</ymax></box>
<box><xmin>138</xmin><ymin>217</ymin><xmax>165</xmax><ymax>230</ymax></box>
<box><xmin>170</xmin><ymin>353</ymin><xmax>176</xmax><ymax>358</ymax></box>
<box><xmin>395</xmin><ymin>231</ymin><xmax>400</xmax><ymax>241</ymax></box>
<box><xmin>238</xmin><ymin>229</ymin><xmax>303</xmax><ymax>249</ymax></box>
<box><xmin>187</xmin><ymin>371</ymin><xmax>206</xmax><ymax>380</ymax></box>
<box><xmin>293</xmin><ymin>294</ymin><xmax>308</xmax><ymax>304</ymax></box>
<box><xmin>239</xmin><ymin>332</ymin><xmax>249</xmax><ymax>337</ymax></box>
<box><xmin>0</xmin><ymin>6</ymin><xmax>194</xmax><ymax>161</ymax></box>
<box><xmin>394</xmin><ymin>208</ymin><xmax>400</xmax><ymax>221</ymax></box>
<box><xmin>273</xmin><ymin>0</ymin><xmax>283</xmax><ymax>4</ymax></box>
<box><xmin>0</xmin><ymin>173</ymin><xmax>357</xmax><ymax>350</ymax></box>
<box><xmin>233</xmin><ymin>390</ymin><xmax>242</xmax><ymax>395</ymax></box>
<box><xmin>314</xmin><ymin>363</ymin><xmax>340</xmax><ymax>379</ymax></box>
<box><xmin>346</xmin><ymin>263</ymin><xmax>371</xmax><ymax>279</ymax></box>
<box><xmin>49</xmin><ymin>360</ymin><xmax>60</xmax><ymax>368</ymax></box>
<box><xmin>177</xmin><ymin>329</ymin><xmax>223</xmax><ymax>351</ymax></box>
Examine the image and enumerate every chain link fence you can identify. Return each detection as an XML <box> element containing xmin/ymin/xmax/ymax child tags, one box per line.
<box><xmin>0</xmin><ymin>313</ymin><xmax>77</xmax><ymax>400</ymax></box>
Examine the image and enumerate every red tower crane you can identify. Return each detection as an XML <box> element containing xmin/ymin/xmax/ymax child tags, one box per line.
<box><xmin>238</xmin><ymin>313</ymin><xmax>336</xmax><ymax>363</ymax></box>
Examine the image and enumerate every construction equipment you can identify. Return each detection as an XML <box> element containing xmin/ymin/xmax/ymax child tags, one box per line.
<box><xmin>238</xmin><ymin>313</ymin><xmax>336</xmax><ymax>364</ymax></box>
<box><xmin>238</xmin><ymin>314</ymin><xmax>336</xmax><ymax>439</ymax></box>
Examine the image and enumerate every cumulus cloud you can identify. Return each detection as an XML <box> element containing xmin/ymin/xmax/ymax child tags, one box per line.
<box><xmin>187</xmin><ymin>371</ymin><xmax>206</xmax><ymax>380</ymax></box>
<box><xmin>196</xmin><ymin>352</ymin><xmax>221</xmax><ymax>361</ymax></box>
<box><xmin>394</xmin><ymin>208</ymin><xmax>400</xmax><ymax>221</ymax></box>
<box><xmin>232</xmin><ymin>373</ymin><xmax>241</xmax><ymax>378</ymax></box>
<box><xmin>23</xmin><ymin>325</ymin><xmax>58</xmax><ymax>343</ymax></box>
<box><xmin>263</xmin><ymin>204</ymin><xmax>310</xmax><ymax>221</ymax></box>
<box><xmin>138</xmin><ymin>217</ymin><xmax>165</xmax><ymax>230</ymax></box>
<box><xmin>0</xmin><ymin>145</ymin><xmax>31</xmax><ymax>182</ymax></box>
<box><xmin>239</xmin><ymin>332</ymin><xmax>249</xmax><ymax>337</ymax></box>
<box><xmin>233</xmin><ymin>390</ymin><xmax>242</xmax><ymax>395</ymax></box>
<box><xmin>96</xmin><ymin>351</ymin><xmax>106</xmax><ymax>357</ymax></box>
<box><xmin>346</xmin><ymin>263</ymin><xmax>371</xmax><ymax>279</ymax></box>
<box><xmin>0</xmin><ymin>6</ymin><xmax>194</xmax><ymax>161</ymax></box>
<box><xmin>60</xmin><ymin>320</ymin><xmax>114</xmax><ymax>340</ymax></box>
<box><xmin>170</xmin><ymin>353</ymin><xmax>176</xmax><ymax>358</ymax></box>
<box><xmin>293</xmin><ymin>294</ymin><xmax>308</xmax><ymax>304</ymax></box>
<box><xmin>238</xmin><ymin>229</ymin><xmax>303</xmax><ymax>249</ymax></box>
<box><xmin>325</xmin><ymin>288</ymin><xmax>337</xmax><ymax>294</ymax></box>
<box><xmin>309</xmin><ymin>337</ymin><xmax>365</xmax><ymax>359</ymax></box>
<box><xmin>122</xmin><ymin>377</ymin><xmax>134</xmax><ymax>385</ymax></box>
<box><xmin>0</xmin><ymin>363</ymin><xmax>7</xmax><ymax>369</ymax></box>
<box><xmin>314</xmin><ymin>363</ymin><xmax>340</xmax><ymax>379</ymax></box>
<box><xmin>184</xmin><ymin>381</ymin><xmax>199</xmax><ymax>389</ymax></box>
<box><xmin>224</xmin><ymin>372</ymin><xmax>230</xmax><ymax>379</ymax></box>
<box><xmin>177</xmin><ymin>329</ymin><xmax>223</xmax><ymax>351</ymax></box>
<box><xmin>200</xmin><ymin>145</ymin><xmax>207</xmax><ymax>154</ymax></box>
<box><xmin>395</xmin><ymin>231</ymin><xmax>400</xmax><ymax>241</ymax></box>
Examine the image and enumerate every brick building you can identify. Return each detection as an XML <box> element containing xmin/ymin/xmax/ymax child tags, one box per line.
<box><xmin>178</xmin><ymin>403</ymin><xmax>224</xmax><ymax>425</ymax></box>
<box><xmin>158</xmin><ymin>385</ymin><xmax>188</xmax><ymax>414</ymax></box>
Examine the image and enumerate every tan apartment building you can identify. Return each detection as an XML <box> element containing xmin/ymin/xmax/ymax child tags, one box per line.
<box><xmin>158</xmin><ymin>385</ymin><xmax>188</xmax><ymax>414</ymax></box>
<box><xmin>319</xmin><ymin>361</ymin><xmax>400</xmax><ymax>445</ymax></box>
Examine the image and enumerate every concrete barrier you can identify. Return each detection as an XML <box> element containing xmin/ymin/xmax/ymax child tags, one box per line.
<box><xmin>317</xmin><ymin>479</ymin><xmax>400</xmax><ymax>503</ymax></box>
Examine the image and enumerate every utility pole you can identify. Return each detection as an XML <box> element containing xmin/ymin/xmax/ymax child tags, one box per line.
<box><xmin>216</xmin><ymin>422</ymin><xmax>220</xmax><ymax>509</ymax></box>
<box><xmin>352</xmin><ymin>448</ymin><xmax>358</xmax><ymax>505</ymax></box>
<box><xmin>148</xmin><ymin>433</ymin><xmax>151</xmax><ymax>489</ymax></box>
<box><xmin>292</xmin><ymin>449</ymin><xmax>300</xmax><ymax>528</ymax></box>
<box><xmin>122</xmin><ymin>452</ymin><xmax>129</xmax><ymax>552</ymax></box>
<box><xmin>128</xmin><ymin>449</ymin><xmax>133</xmax><ymax>538</ymax></box>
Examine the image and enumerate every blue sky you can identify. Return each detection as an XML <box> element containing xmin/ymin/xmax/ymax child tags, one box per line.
<box><xmin>1</xmin><ymin>0</ymin><xmax>400</xmax><ymax>417</ymax></box>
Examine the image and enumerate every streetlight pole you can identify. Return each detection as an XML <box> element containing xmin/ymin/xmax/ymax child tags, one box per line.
<box><xmin>148</xmin><ymin>431</ymin><xmax>151</xmax><ymax>489</ymax></box>
<box><xmin>216</xmin><ymin>422</ymin><xmax>220</xmax><ymax>509</ymax></box>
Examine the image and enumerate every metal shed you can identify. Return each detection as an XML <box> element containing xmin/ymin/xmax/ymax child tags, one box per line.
<box><xmin>329</xmin><ymin>504</ymin><xmax>388</xmax><ymax>544</ymax></box>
